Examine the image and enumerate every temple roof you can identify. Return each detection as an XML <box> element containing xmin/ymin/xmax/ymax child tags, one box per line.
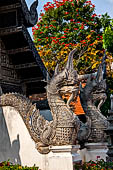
<box><xmin>0</xmin><ymin>0</ymin><xmax>47</xmax><ymax>96</ymax></box>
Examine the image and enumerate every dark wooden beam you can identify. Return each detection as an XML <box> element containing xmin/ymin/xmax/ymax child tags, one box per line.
<box><xmin>7</xmin><ymin>46</ymin><xmax>30</xmax><ymax>55</ymax></box>
<box><xmin>0</xmin><ymin>3</ymin><xmax>21</xmax><ymax>12</ymax></box>
<box><xmin>1</xmin><ymin>81</ymin><xmax>21</xmax><ymax>86</ymax></box>
<box><xmin>22</xmin><ymin>25</ymin><xmax>47</xmax><ymax>78</ymax></box>
<box><xmin>21</xmin><ymin>77</ymin><xmax>44</xmax><ymax>83</ymax></box>
<box><xmin>0</xmin><ymin>26</ymin><xmax>22</xmax><ymax>36</ymax></box>
<box><xmin>1</xmin><ymin>63</ymin><xmax>14</xmax><ymax>69</ymax></box>
<box><xmin>2</xmin><ymin>76</ymin><xmax>21</xmax><ymax>84</ymax></box>
<box><xmin>14</xmin><ymin>62</ymin><xmax>37</xmax><ymax>69</ymax></box>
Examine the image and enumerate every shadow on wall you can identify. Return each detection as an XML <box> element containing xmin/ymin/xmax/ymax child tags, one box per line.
<box><xmin>0</xmin><ymin>107</ymin><xmax>21</xmax><ymax>164</ymax></box>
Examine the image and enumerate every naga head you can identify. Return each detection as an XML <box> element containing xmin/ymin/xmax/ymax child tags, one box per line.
<box><xmin>80</xmin><ymin>63</ymin><xmax>107</xmax><ymax>109</ymax></box>
<box><xmin>47</xmin><ymin>49</ymin><xmax>79</xmax><ymax>94</ymax></box>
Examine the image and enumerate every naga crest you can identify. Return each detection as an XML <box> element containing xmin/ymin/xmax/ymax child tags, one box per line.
<box><xmin>47</xmin><ymin>49</ymin><xmax>79</xmax><ymax>95</ymax></box>
<box><xmin>92</xmin><ymin>64</ymin><xmax>107</xmax><ymax>110</ymax></box>
<box><xmin>80</xmin><ymin>64</ymin><xmax>107</xmax><ymax>109</ymax></box>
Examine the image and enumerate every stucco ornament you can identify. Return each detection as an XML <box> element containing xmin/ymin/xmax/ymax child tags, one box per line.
<box><xmin>80</xmin><ymin>63</ymin><xmax>109</xmax><ymax>142</ymax></box>
<box><xmin>0</xmin><ymin>49</ymin><xmax>92</xmax><ymax>154</ymax></box>
<box><xmin>21</xmin><ymin>0</ymin><xmax>38</xmax><ymax>26</ymax></box>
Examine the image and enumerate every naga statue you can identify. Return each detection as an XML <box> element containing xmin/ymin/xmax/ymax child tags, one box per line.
<box><xmin>0</xmin><ymin>48</ymin><xmax>108</xmax><ymax>153</ymax></box>
<box><xmin>80</xmin><ymin>63</ymin><xmax>109</xmax><ymax>142</ymax></box>
<box><xmin>0</xmin><ymin>49</ymin><xmax>91</xmax><ymax>154</ymax></box>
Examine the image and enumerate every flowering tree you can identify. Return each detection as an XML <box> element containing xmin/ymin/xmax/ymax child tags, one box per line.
<box><xmin>32</xmin><ymin>0</ymin><xmax>105</xmax><ymax>73</ymax></box>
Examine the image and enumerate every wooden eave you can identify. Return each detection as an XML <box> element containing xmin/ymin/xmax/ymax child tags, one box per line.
<box><xmin>7</xmin><ymin>46</ymin><xmax>30</xmax><ymax>55</ymax></box>
<box><xmin>0</xmin><ymin>25</ymin><xmax>47</xmax><ymax>79</ymax></box>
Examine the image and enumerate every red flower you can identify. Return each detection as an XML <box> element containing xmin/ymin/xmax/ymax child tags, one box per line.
<box><xmin>74</xmin><ymin>28</ymin><xmax>78</xmax><ymax>30</ymax></box>
<box><xmin>92</xmin><ymin>4</ymin><xmax>95</xmax><ymax>7</ymax></box>
<box><xmin>44</xmin><ymin>7</ymin><xmax>49</xmax><ymax>11</ymax></box>
<box><xmin>56</xmin><ymin>4</ymin><xmax>60</xmax><ymax>7</ymax></box>
<box><xmin>100</xmin><ymin>36</ymin><xmax>103</xmax><ymax>39</ymax></box>
<box><xmin>35</xmin><ymin>28</ymin><xmax>39</xmax><ymax>30</ymax></box>
<box><xmin>7</xmin><ymin>162</ymin><xmax>10</xmax><ymax>166</ymax></box>
<box><xmin>52</xmin><ymin>40</ymin><xmax>58</xmax><ymax>43</ymax></box>
<box><xmin>49</xmin><ymin>25</ymin><xmax>53</xmax><ymax>27</ymax></box>
<box><xmin>65</xmin><ymin>44</ymin><xmax>69</xmax><ymax>47</ymax></box>
<box><xmin>70</xmin><ymin>19</ymin><xmax>74</xmax><ymax>22</ymax></box>
<box><xmin>63</xmin><ymin>0</ymin><xmax>68</xmax><ymax>2</ymax></box>
<box><xmin>80</xmin><ymin>40</ymin><xmax>86</xmax><ymax>44</ymax></box>
<box><xmin>40</xmin><ymin>13</ymin><xmax>44</xmax><ymax>17</ymax></box>
<box><xmin>58</xmin><ymin>3</ymin><xmax>64</xmax><ymax>7</ymax></box>
<box><xmin>40</xmin><ymin>31</ymin><xmax>43</xmax><ymax>34</ymax></box>
<box><xmin>69</xmin><ymin>43</ymin><xmax>73</xmax><ymax>45</ymax></box>
<box><xmin>83</xmin><ymin>41</ymin><xmax>86</xmax><ymax>44</ymax></box>
<box><xmin>81</xmin><ymin>25</ymin><xmax>84</xmax><ymax>29</ymax></box>
<box><xmin>80</xmin><ymin>40</ymin><xmax>84</xmax><ymax>43</ymax></box>
<box><xmin>90</xmin><ymin>43</ymin><xmax>94</xmax><ymax>46</ymax></box>
<box><xmin>90</xmin><ymin>30</ymin><xmax>95</xmax><ymax>32</ymax></box>
<box><xmin>37</xmin><ymin>24</ymin><xmax>40</xmax><ymax>27</ymax></box>
<box><xmin>65</xmin><ymin>12</ymin><xmax>69</xmax><ymax>14</ymax></box>
<box><xmin>32</xmin><ymin>27</ymin><xmax>35</xmax><ymax>31</ymax></box>
<box><xmin>61</xmin><ymin>36</ymin><xmax>66</xmax><ymax>38</ymax></box>
<box><xmin>92</xmin><ymin>13</ymin><xmax>97</xmax><ymax>18</ymax></box>
<box><xmin>39</xmin><ymin>18</ymin><xmax>42</xmax><ymax>21</ymax></box>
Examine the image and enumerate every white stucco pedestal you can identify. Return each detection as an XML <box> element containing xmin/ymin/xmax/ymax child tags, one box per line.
<box><xmin>79</xmin><ymin>143</ymin><xmax>108</xmax><ymax>162</ymax></box>
<box><xmin>47</xmin><ymin>145</ymin><xmax>81</xmax><ymax>170</ymax></box>
<box><xmin>1</xmin><ymin>106</ymin><xmax>81</xmax><ymax>170</ymax></box>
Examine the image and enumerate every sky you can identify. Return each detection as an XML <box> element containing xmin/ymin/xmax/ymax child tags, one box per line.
<box><xmin>26</xmin><ymin>0</ymin><xmax>113</xmax><ymax>37</ymax></box>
